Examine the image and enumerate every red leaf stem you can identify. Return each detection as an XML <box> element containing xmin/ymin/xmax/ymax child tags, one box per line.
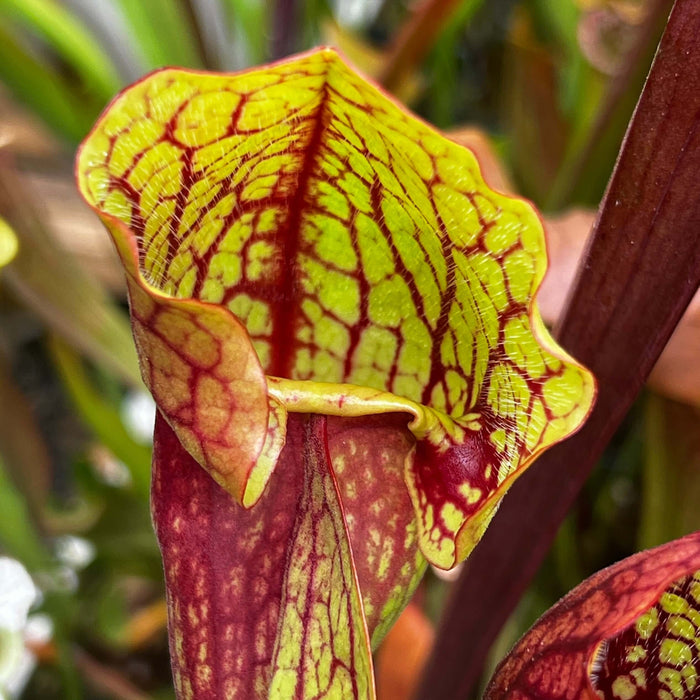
<box><xmin>417</xmin><ymin>2</ymin><xmax>700</xmax><ymax>696</ymax></box>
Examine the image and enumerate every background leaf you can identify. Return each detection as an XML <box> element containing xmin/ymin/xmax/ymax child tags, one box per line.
<box><xmin>114</xmin><ymin>0</ymin><xmax>205</xmax><ymax>69</ymax></box>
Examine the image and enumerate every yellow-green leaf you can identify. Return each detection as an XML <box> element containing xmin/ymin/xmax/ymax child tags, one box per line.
<box><xmin>0</xmin><ymin>216</ymin><xmax>18</xmax><ymax>268</ymax></box>
<box><xmin>76</xmin><ymin>48</ymin><xmax>595</xmax><ymax>699</ymax></box>
<box><xmin>77</xmin><ymin>47</ymin><xmax>594</xmax><ymax>568</ymax></box>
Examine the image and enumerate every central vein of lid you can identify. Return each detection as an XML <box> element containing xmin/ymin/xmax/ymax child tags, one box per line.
<box><xmin>268</xmin><ymin>81</ymin><xmax>330</xmax><ymax>377</ymax></box>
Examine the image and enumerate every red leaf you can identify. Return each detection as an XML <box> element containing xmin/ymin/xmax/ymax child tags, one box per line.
<box><xmin>152</xmin><ymin>410</ymin><xmax>421</xmax><ymax>698</ymax></box>
<box><xmin>485</xmin><ymin>532</ymin><xmax>700</xmax><ymax>699</ymax></box>
<box><xmin>594</xmin><ymin>570</ymin><xmax>700</xmax><ymax>698</ymax></box>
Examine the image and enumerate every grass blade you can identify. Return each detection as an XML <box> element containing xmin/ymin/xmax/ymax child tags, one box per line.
<box><xmin>0</xmin><ymin>23</ymin><xmax>99</xmax><ymax>143</ymax></box>
<box><xmin>0</xmin><ymin>0</ymin><xmax>121</xmax><ymax>100</ymax></box>
<box><xmin>114</xmin><ymin>0</ymin><xmax>204</xmax><ymax>69</ymax></box>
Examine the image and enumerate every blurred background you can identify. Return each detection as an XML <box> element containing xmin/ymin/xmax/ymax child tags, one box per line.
<box><xmin>1</xmin><ymin>0</ymin><xmax>698</xmax><ymax>698</ymax></box>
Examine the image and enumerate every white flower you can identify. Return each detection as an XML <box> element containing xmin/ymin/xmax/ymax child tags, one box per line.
<box><xmin>121</xmin><ymin>390</ymin><xmax>156</xmax><ymax>445</ymax></box>
<box><xmin>0</xmin><ymin>559</ymin><xmax>35</xmax><ymax>633</ymax></box>
<box><xmin>54</xmin><ymin>535</ymin><xmax>95</xmax><ymax>571</ymax></box>
<box><xmin>0</xmin><ymin>559</ymin><xmax>38</xmax><ymax>699</ymax></box>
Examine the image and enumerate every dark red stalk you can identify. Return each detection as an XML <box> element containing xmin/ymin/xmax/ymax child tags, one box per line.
<box><xmin>417</xmin><ymin>1</ymin><xmax>700</xmax><ymax>697</ymax></box>
<box><xmin>270</xmin><ymin>0</ymin><xmax>300</xmax><ymax>61</ymax></box>
<box><xmin>377</xmin><ymin>0</ymin><xmax>464</xmax><ymax>92</ymax></box>
<box><xmin>151</xmin><ymin>412</ymin><xmax>303</xmax><ymax>699</ymax></box>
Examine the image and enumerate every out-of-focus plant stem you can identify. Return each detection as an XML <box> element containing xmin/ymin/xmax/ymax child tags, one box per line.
<box><xmin>638</xmin><ymin>392</ymin><xmax>700</xmax><ymax>549</ymax></box>
<box><xmin>0</xmin><ymin>356</ymin><xmax>50</xmax><ymax>532</ymax></box>
<box><xmin>0</xmin><ymin>24</ymin><xmax>99</xmax><ymax>143</ymax></box>
<box><xmin>271</xmin><ymin>0</ymin><xmax>300</xmax><ymax>60</ymax></box>
<box><xmin>49</xmin><ymin>337</ymin><xmax>151</xmax><ymax>499</ymax></box>
<box><xmin>378</xmin><ymin>0</ymin><xmax>484</xmax><ymax>93</ymax></box>
<box><xmin>0</xmin><ymin>0</ymin><xmax>121</xmax><ymax>100</ymax></box>
<box><xmin>113</xmin><ymin>0</ymin><xmax>204</xmax><ymax>69</ymax></box>
<box><xmin>73</xmin><ymin>648</ymin><xmax>151</xmax><ymax>700</ymax></box>
<box><xmin>220</xmin><ymin>0</ymin><xmax>267</xmax><ymax>67</ymax></box>
<box><xmin>0</xmin><ymin>156</ymin><xmax>141</xmax><ymax>387</ymax></box>
<box><xmin>0</xmin><ymin>454</ymin><xmax>49</xmax><ymax>570</ymax></box>
<box><xmin>546</xmin><ymin>0</ymin><xmax>674</xmax><ymax>209</ymax></box>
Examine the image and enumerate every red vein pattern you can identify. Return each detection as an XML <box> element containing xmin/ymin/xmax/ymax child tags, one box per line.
<box><xmin>127</xmin><ymin>277</ymin><xmax>270</xmax><ymax>501</ymax></box>
<box><xmin>326</xmin><ymin>415</ymin><xmax>424</xmax><ymax>644</ymax></box>
<box><xmin>269</xmin><ymin>414</ymin><xmax>372</xmax><ymax>699</ymax></box>
<box><xmin>152</xmin><ymin>409</ymin><xmax>419</xmax><ymax>699</ymax></box>
<box><xmin>593</xmin><ymin>569</ymin><xmax>700</xmax><ymax>699</ymax></box>
<box><xmin>76</xmin><ymin>48</ymin><xmax>596</xmax><ymax>698</ymax></box>
<box><xmin>485</xmin><ymin>532</ymin><xmax>700</xmax><ymax>699</ymax></box>
<box><xmin>78</xmin><ymin>48</ymin><xmax>593</xmax><ymax>568</ymax></box>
